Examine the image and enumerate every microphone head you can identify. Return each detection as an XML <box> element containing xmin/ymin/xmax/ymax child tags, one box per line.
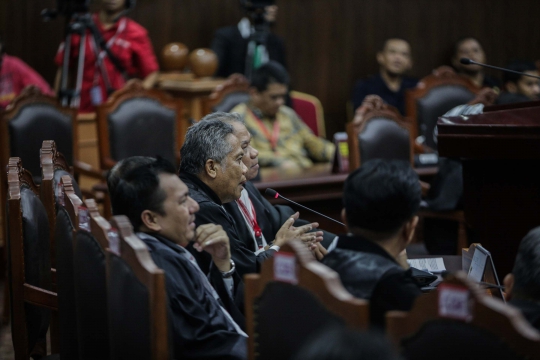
<box><xmin>265</xmin><ymin>188</ymin><xmax>279</xmax><ymax>199</ymax></box>
<box><xmin>460</xmin><ymin>58</ymin><xmax>473</xmax><ymax>65</ymax></box>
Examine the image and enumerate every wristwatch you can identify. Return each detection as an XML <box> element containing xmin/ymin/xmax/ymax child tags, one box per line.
<box><xmin>221</xmin><ymin>259</ymin><xmax>236</xmax><ymax>278</ymax></box>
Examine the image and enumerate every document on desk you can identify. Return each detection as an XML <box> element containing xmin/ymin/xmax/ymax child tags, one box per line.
<box><xmin>407</xmin><ymin>258</ymin><xmax>446</xmax><ymax>273</ymax></box>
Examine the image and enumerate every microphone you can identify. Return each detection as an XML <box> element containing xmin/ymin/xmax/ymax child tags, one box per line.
<box><xmin>460</xmin><ymin>58</ymin><xmax>540</xmax><ymax>80</ymax></box>
<box><xmin>265</xmin><ymin>188</ymin><xmax>346</xmax><ymax>227</ymax></box>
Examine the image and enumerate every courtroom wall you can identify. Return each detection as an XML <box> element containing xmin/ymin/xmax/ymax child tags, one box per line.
<box><xmin>3</xmin><ymin>0</ymin><xmax>540</xmax><ymax>136</ymax></box>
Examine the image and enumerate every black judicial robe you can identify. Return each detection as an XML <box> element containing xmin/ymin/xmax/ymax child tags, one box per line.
<box><xmin>139</xmin><ymin>233</ymin><xmax>247</xmax><ymax>360</ymax></box>
<box><xmin>224</xmin><ymin>181</ymin><xmax>337</xmax><ymax>252</ymax></box>
<box><xmin>180</xmin><ymin>172</ymin><xmax>276</xmax><ymax>277</ymax></box>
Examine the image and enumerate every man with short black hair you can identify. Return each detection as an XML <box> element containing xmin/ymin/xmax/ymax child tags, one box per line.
<box><xmin>352</xmin><ymin>38</ymin><xmax>418</xmax><ymax>115</ymax></box>
<box><xmin>322</xmin><ymin>159</ymin><xmax>422</xmax><ymax>328</ymax></box>
<box><xmin>451</xmin><ymin>37</ymin><xmax>500</xmax><ymax>89</ymax></box>
<box><xmin>112</xmin><ymin>158</ymin><xmax>247</xmax><ymax>360</ymax></box>
<box><xmin>231</xmin><ymin>61</ymin><xmax>334</xmax><ymax>169</ymax></box>
<box><xmin>504</xmin><ymin>227</ymin><xmax>540</xmax><ymax>331</ymax></box>
<box><xmin>179</xmin><ymin>117</ymin><xmax>317</xmax><ymax>276</ymax></box>
<box><xmin>497</xmin><ymin>60</ymin><xmax>540</xmax><ymax>104</ymax></box>
<box><xmin>107</xmin><ymin>156</ymin><xmax>156</xmax><ymax>212</ymax></box>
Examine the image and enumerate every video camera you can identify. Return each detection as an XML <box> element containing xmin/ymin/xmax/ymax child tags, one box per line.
<box><xmin>42</xmin><ymin>0</ymin><xmax>135</xmax><ymax>21</ymax></box>
<box><xmin>41</xmin><ymin>0</ymin><xmax>91</xmax><ymax>21</ymax></box>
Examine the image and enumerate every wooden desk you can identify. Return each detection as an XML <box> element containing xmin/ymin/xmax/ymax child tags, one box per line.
<box><xmin>255</xmin><ymin>164</ymin><xmax>347</xmax><ymax>234</ymax></box>
<box><xmin>438</xmin><ymin>104</ymin><xmax>540</xmax><ymax>277</ymax></box>
<box><xmin>157</xmin><ymin>73</ymin><xmax>225</xmax><ymax>122</ymax></box>
<box><xmin>254</xmin><ymin>163</ymin><xmax>438</xmax><ymax>235</ymax></box>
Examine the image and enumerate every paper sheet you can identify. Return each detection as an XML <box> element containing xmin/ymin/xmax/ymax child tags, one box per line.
<box><xmin>407</xmin><ymin>257</ymin><xmax>446</xmax><ymax>273</ymax></box>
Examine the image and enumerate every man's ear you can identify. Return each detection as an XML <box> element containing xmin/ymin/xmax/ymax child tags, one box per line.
<box><xmin>505</xmin><ymin>82</ymin><xmax>518</xmax><ymax>94</ymax></box>
<box><xmin>141</xmin><ymin>209</ymin><xmax>161</xmax><ymax>232</ymax></box>
<box><xmin>204</xmin><ymin>159</ymin><xmax>218</xmax><ymax>179</ymax></box>
<box><xmin>403</xmin><ymin>216</ymin><xmax>419</xmax><ymax>246</ymax></box>
<box><xmin>376</xmin><ymin>51</ymin><xmax>384</xmax><ymax>66</ymax></box>
<box><xmin>249</xmin><ymin>87</ymin><xmax>260</xmax><ymax>101</ymax></box>
<box><xmin>451</xmin><ymin>56</ymin><xmax>460</xmax><ymax>69</ymax></box>
<box><xmin>503</xmin><ymin>273</ymin><xmax>515</xmax><ymax>300</ymax></box>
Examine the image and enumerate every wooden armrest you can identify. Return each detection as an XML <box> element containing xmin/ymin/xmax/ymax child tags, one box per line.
<box><xmin>73</xmin><ymin>160</ymin><xmax>107</xmax><ymax>180</ymax></box>
<box><xmin>420</xmin><ymin>180</ymin><xmax>431</xmax><ymax>197</ymax></box>
<box><xmin>23</xmin><ymin>284</ymin><xmax>58</xmax><ymax>310</ymax></box>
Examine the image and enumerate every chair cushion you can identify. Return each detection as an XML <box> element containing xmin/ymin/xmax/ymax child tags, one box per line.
<box><xmin>359</xmin><ymin>117</ymin><xmax>410</xmax><ymax>163</ymax></box>
<box><xmin>416</xmin><ymin>86</ymin><xmax>475</xmax><ymax>149</ymax></box>
<box><xmin>108</xmin><ymin>254</ymin><xmax>152</xmax><ymax>360</ymax></box>
<box><xmin>108</xmin><ymin>98</ymin><xmax>176</xmax><ymax>164</ymax></box>
<box><xmin>55</xmin><ymin>207</ymin><xmax>79</xmax><ymax>359</ymax></box>
<box><xmin>74</xmin><ymin>231</ymin><xmax>109</xmax><ymax>358</ymax></box>
<box><xmin>402</xmin><ymin>319</ymin><xmax>525</xmax><ymax>360</ymax></box>
<box><xmin>9</xmin><ymin>104</ymin><xmax>73</xmax><ymax>177</ymax></box>
<box><xmin>213</xmin><ymin>92</ymin><xmax>250</xmax><ymax>113</ymax></box>
<box><xmin>20</xmin><ymin>186</ymin><xmax>52</xmax><ymax>352</ymax></box>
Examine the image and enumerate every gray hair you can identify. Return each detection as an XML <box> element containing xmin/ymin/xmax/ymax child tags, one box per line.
<box><xmin>200</xmin><ymin>111</ymin><xmax>245</xmax><ymax>125</ymax></box>
<box><xmin>179</xmin><ymin>119</ymin><xmax>235</xmax><ymax>175</ymax></box>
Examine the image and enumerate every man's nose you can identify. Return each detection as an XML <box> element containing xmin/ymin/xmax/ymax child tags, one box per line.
<box><xmin>189</xmin><ymin>197</ymin><xmax>200</xmax><ymax>213</ymax></box>
<box><xmin>251</xmin><ymin>147</ymin><xmax>259</xmax><ymax>159</ymax></box>
<box><xmin>241</xmin><ymin>161</ymin><xmax>248</xmax><ymax>175</ymax></box>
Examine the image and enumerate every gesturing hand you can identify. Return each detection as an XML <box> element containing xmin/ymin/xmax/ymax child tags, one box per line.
<box><xmin>193</xmin><ymin>224</ymin><xmax>231</xmax><ymax>272</ymax></box>
<box><xmin>274</xmin><ymin>212</ymin><xmax>320</xmax><ymax>247</ymax></box>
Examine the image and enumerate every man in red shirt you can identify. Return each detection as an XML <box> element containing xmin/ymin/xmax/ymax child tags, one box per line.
<box><xmin>0</xmin><ymin>36</ymin><xmax>54</xmax><ymax>109</ymax></box>
<box><xmin>55</xmin><ymin>0</ymin><xmax>159</xmax><ymax>113</ymax></box>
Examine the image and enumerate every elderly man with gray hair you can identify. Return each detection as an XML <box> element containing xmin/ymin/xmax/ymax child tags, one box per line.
<box><xmin>179</xmin><ymin>116</ymin><xmax>318</xmax><ymax>277</ymax></box>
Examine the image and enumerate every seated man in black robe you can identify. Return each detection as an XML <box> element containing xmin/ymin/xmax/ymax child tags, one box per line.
<box><xmin>199</xmin><ymin>111</ymin><xmax>334</xmax><ymax>256</ymax></box>
<box><xmin>504</xmin><ymin>227</ymin><xmax>540</xmax><ymax>332</ymax></box>
<box><xmin>179</xmin><ymin>118</ymin><xmax>318</xmax><ymax>277</ymax></box>
<box><xmin>322</xmin><ymin>159</ymin><xmax>423</xmax><ymax>328</ymax></box>
<box><xmin>112</xmin><ymin>158</ymin><xmax>247</xmax><ymax>360</ymax></box>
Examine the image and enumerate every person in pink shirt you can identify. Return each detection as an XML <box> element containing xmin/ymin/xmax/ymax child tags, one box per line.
<box><xmin>0</xmin><ymin>36</ymin><xmax>54</xmax><ymax>109</ymax></box>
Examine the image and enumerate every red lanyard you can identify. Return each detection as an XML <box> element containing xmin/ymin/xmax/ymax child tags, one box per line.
<box><xmin>249</xmin><ymin>109</ymin><xmax>280</xmax><ymax>151</ymax></box>
<box><xmin>236</xmin><ymin>197</ymin><xmax>264</xmax><ymax>249</ymax></box>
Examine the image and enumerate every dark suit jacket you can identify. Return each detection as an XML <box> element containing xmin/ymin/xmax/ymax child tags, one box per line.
<box><xmin>211</xmin><ymin>25</ymin><xmax>287</xmax><ymax>78</ymax></box>
<box><xmin>224</xmin><ymin>181</ymin><xmax>337</xmax><ymax>250</ymax></box>
<box><xmin>180</xmin><ymin>172</ymin><xmax>276</xmax><ymax>277</ymax></box>
<box><xmin>322</xmin><ymin>235</ymin><xmax>422</xmax><ymax>328</ymax></box>
<box><xmin>138</xmin><ymin>232</ymin><xmax>246</xmax><ymax>360</ymax></box>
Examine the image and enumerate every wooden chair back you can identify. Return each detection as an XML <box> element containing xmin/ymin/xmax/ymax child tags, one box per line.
<box><xmin>96</xmin><ymin>80</ymin><xmax>184</xmax><ymax>169</ymax></box>
<box><xmin>0</xmin><ymin>86</ymin><xmax>77</xmax><ymax>248</ymax></box>
<box><xmin>204</xmin><ymin>73</ymin><xmax>250</xmax><ymax>114</ymax></box>
<box><xmin>107</xmin><ymin>216</ymin><xmax>169</xmax><ymax>360</ymax></box>
<box><xmin>347</xmin><ymin>103</ymin><xmax>413</xmax><ymax>172</ymax></box>
<box><xmin>405</xmin><ymin>66</ymin><xmax>479</xmax><ymax>149</ymax></box>
<box><xmin>40</xmin><ymin>140</ymin><xmax>82</xmax><ymax>269</ymax></box>
<box><xmin>6</xmin><ymin>157</ymin><xmax>58</xmax><ymax>359</ymax></box>
<box><xmin>244</xmin><ymin>240</ymin><xmax>368</xmax><ymax>360</ymax></box>
<box><xmin>386</xmin><ymin>272</ymin><xmax>540</xmax><ymax>359</ymax></box>
<box><xmin>54</xmin><ymin>175</ymin><xmax>83</xmax><ymax>360</ymax></box>
<box><xmin>73</xmin><ymin>198</ymin><xmax>111</xmax><ymax>359</ymax></box>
